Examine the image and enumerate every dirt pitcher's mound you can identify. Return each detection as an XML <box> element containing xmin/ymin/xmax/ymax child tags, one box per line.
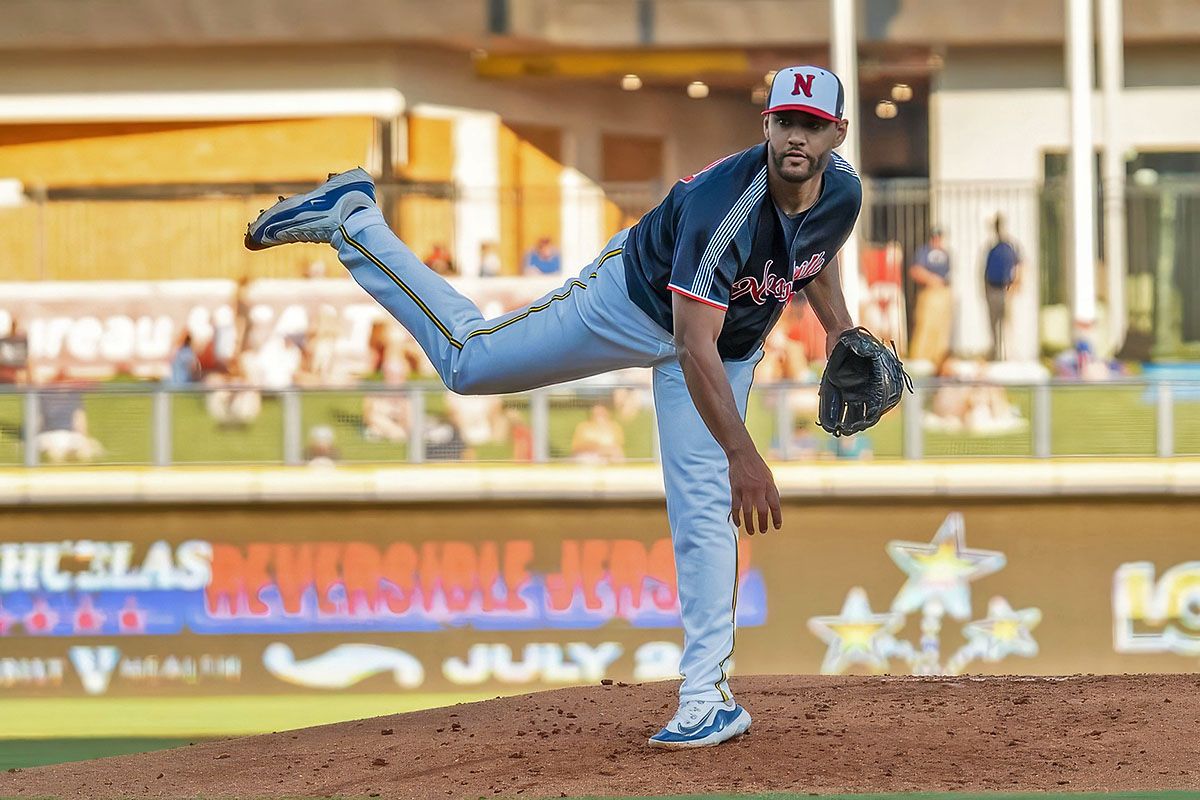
<box><xmin>4</xmin><ymin>674</ymin><xmax>1199</xmax><ymax>799</ymax></box>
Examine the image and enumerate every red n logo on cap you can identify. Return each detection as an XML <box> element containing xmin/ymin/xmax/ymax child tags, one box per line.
<box><xmin>792</xmin><ymin>74</ymin><xmax>815</xmax><ymax>98</ymax></box>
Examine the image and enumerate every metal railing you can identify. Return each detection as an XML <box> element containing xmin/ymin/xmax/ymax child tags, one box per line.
<box><xmin>2</xmin><ymin>378</ymin><xmax>1197</xmax><ymax>467</ymax></box>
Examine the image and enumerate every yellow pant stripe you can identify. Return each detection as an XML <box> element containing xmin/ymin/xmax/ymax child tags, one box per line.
<box><xmin>340</xmin><ymin>226</ymin><xmax>464</xmax><ymax>349</ymax></box>
<box><xmin>341</xmin><ymin>233</ymin><xmax>622</xmax><ymax>352</ymax></box>
<box><xmin>460</xmin><ymin>247</ymin><xmax>624</xmax><ymax>344</ymax></box>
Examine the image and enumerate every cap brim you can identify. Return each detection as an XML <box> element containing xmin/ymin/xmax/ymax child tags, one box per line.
<box><xmin>762</xmin><ymin>104</ymin><xmax>841</xmax><ymax>122</ymax></box>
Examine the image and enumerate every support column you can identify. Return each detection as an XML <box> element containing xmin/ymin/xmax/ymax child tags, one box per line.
<box><xmin>831</xmin><ymin>0</ymin><xmax>861</xmax><ymax>324</ymax></box>
<box><xmin>1099</xmin><ymin>0</ymin><xmax>1127</xmax><ymax>354</ymax></box>
<box><xmin>1066</xmin><ymin>0</ymin><xmax>1098</xmax><ymax>327</ymax></box>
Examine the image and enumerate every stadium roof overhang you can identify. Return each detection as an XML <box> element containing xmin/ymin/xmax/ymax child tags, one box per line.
<box><xmin>470</xmin><ymin>45</ymin><xmax>941</xmax><ymax>98</ymax></box>
<box><xmin>0</xmin><ymin>88</ymin><xmax>405</xmax><ymax>124</ymax></box>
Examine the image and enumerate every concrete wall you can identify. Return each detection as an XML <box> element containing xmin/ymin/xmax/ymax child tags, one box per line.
<box><xmin>930</xmin><ymin>44</ymin><xmax>1200</xmax><ymax>358</ymax></box>
<box><xmin>934</xmin><ymin>44</ymin><xmax>1200</xmax><ymax>181</ymax></box>
<box><xmin>5</xmin><ymin>0</ymin><xmax>1198</xmax><ymax>51</ymax></box>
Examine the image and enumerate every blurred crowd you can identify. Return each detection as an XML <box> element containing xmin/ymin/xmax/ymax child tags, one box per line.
<box><xmin>0</xmin><ymin>214</ymin><xmax>1148</xmax><ymax>466</ymax></box>
<box><xmin>423</xmin><ymin>236</ymin><xmax>563</xmax><ymax>278</ymax></box>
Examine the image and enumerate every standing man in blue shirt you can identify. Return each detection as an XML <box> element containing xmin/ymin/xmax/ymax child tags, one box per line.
<box><xmin>984</xmin><ymin>214</ymin><xmax>1022</xmax><ymax>360</ymax></box>
<box><xmin>246</xmin><ymin>65</ymin><xmax>862</xmax><ymax>749</ymax></box>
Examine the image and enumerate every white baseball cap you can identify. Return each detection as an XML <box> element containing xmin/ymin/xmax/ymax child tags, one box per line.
<box><xmin>763</xmin><ymin>65</ymin><xmax>845</xmax><ymax>122</ymax></box>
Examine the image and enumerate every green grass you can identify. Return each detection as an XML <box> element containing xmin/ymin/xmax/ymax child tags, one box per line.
<box><xmin>0</xmin><ymin>738</ymin><xmax>200</xmax><ymax>770</ymax></box>
<box><xmin>0</xmin><ymin>384</ymin><xmax>1197</xmax><ymax>466</ymax></box>
<box><xmin>575</xmin><ymin>795</ymin><xmax>1199</xmax><ymax>800</ymax></box>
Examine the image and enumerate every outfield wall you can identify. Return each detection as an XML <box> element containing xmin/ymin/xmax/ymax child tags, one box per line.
<box><xmin>0</xmin><ymin>462</ymin><xmax>1198</xmax><ymax>698</ymax></box>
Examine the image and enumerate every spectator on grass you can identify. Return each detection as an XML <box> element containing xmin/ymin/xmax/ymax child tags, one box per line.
<box><xmin>445</xmin><ymin>392</ymin><xmax>506</xmax><ymax>448</ymax></box>
<box><xmin>925</xmin><ymin>358</ymin><xmax>1026</xmax><ymax>436</ymax></box>
<box><xmin>167</xmin><ymin>334</ymin><xmax>201</xmax><ymax>386</ymax></box>
<box><xmin>305</xmin><ymin>425</ymin><xmax>339</xmax><ymax>467</ymax></box>
<box><xmin>786</xmin><ymin>420</ymin><xmax>821</xmax><ymax>461</ymax></box>
<box><xmin>825</xmin><ymin>431</ymin><xmax>873</xmax><ymax>461</ymax></box>
<box><xmin>570</xmin><ymin>403</ymin><xmax>625</xmax><ymax>464</ymax></box>
<box><xmin>35</xmin><ymin>378</ymin><xmax>103</xmax><ymax>463</ymax></box>
<box><xmin>424</xmin><ymin>413</ymin><xmax>472</xmax><ymax>461</ymax></box>
<box><xmin>205</xmin><ymin>357</ymin><xmax>262</xmax><ymax>427</ymax></box>
<box><xmin>506</xmin><ymin>409</ymin><xmax>533</xmax><ymax>461</ymax></box>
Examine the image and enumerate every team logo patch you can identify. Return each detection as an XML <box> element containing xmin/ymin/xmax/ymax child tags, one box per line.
<box><xmin>731</xmin><ymin>259</ymin><xmax>794</xmax><ymax>306</ymax></box>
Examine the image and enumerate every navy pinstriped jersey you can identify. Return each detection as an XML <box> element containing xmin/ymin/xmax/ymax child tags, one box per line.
<box><xmin>623</xmin><ymin>142</ymin><xmax>862</xmax><ymax>360</ymax></box>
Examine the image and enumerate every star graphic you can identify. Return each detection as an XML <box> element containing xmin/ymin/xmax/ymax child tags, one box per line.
<box><xmin>74</xmin><ymin>596</ymin><xmax>107</xmax><ymax>634</ymax></box>
<box><xmin>24</xmin><ymin>599</ymin><xmax>60</xmax><ymax>635</ymax></box>
<box><xmin>888</xmin><ymin>513</ymin><xmax>1006</xmax><ymax>620</ymax></box>
<box><xmin>808</xmin><ymin>587</ymin><xmax>905</xmax><ymax>674</ymax></box>
<box><xmin>964</xmin><ymin>596</ymin><xmax>1042</xmax><ymax>661</ymax></box>
<box><xmin>117</xmin><ymin>597</ymin><xmax>147</xmax><ymax>634</ymax></box>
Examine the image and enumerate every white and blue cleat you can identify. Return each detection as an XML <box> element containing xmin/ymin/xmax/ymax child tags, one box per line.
<box><xmin>648</xmin><ymin>699</ymin><xmax>752</xmax><ymax>749</ymax></box>
<box><xmin>244</xmin><ymin>167</ymin><xmax>376</xmax><ymax>251</ymax></box>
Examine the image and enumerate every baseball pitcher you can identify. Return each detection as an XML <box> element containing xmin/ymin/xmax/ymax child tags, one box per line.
<box><xmin>246</xmin><ymin>66</ymin><xmax>903</xmax><ymax>749</ymax></box>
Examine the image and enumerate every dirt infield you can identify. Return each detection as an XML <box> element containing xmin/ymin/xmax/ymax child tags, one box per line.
<box><xmin>3</xmin><ymin>674</ymin><xmax>1198</xmax><ymax>799</ymax></box>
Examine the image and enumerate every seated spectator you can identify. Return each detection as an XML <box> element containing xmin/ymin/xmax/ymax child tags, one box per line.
<box><xmin>611</xmin><ymin>386</ymin><xmax>647</xmax><ymax>423</ymax></box>
<box><xmin>786</xmin><ymin>420</ymin><xmax>821</xmax><ymax>461</ymax></box>
<box><xmin>167</xmin><ymin>334</ymin><xmax>200</xmax><ymax>386</ymax></box>
<box><xmin>825</xmin><ymin>431</ymin><xmax>873</xmax><ymax>460</ymax></box>
<box><xmin>926</xmin><ymin>358</ymin><xmax>1026</xmax><ymax>436</ymax></box>
<box><xmin>505</xmin><ymin>409</ymin><xmax>533</xmax><ymax>461</ymax></box>
<box><xmin>424</xmin><ymin>413</ymin><xmax>472</xmax><ymax>461</ymax></box>
<box><xmin>570</xmin><ymin>403</ymin><xmax>625</xmax><ymax>464</ymax></box>
<box><xmin>425</xmin><ymin>244</ymin><xmax>456</xmax><ymax>276</ymax></box>
<box><xmin>523</xmin><ymin>237</ymin><xmax>561</xmax><ymax>276</ymax></box>
<box><xmin>445</xmin><ymin>392</ymin><xmax>505</xmax><ymax>448</ymax></box>
<box><xmin>304</xmin><ymin>425</ymin><xmax>339</xmax><ymax>467</ymax></box>
<box><xmin>205</xmin><ymin>357</ymin><xmax>262</xmax><ymax>427</ymax></box>
<box><xmin>36</xmin><ymin>384</ymin><xmax>103</xmax><ymax>463</ymax></box>
<box><xmin>363</xmin><ymin>392</ymin><xmax>410</xmax><ymax>442</ymax></box>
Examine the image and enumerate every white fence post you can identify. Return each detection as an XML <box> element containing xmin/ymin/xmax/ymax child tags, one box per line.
<box><xmin>1033</xmin><ymin>384</ymin><xmax>1052</xmax><ymax>459</ymax></box>
<box><xmin>408</xmin><ymin>389</ymin><xmax>426</xmax><ymax>464</ymax></box>
<box><xmin>23</xmin><ymin>390</ymin><xmax>38</xmax><ymax>467</ymax></box>
<box><xmin>153</xmin><ymin>390</ymin><xmax>172</xmax><ymax>466</ymax></box>
<box><xmin>1156</xmin><ymin>382</ymin><xmax>1175</xmax><ymax>458</ymax></box>
<box><xmin>281</xmin><ymin>390</ymin><xmax>302</xmax><ymax>466</ymax></box>
<box><xmin>531</xmin><ymin>389</ymin><xmax>550</xmax><ymax>463</ymax></box>
<box><xmin>902</xmin><ymin>385</ymin><xmax>923</xmax><ymax>460</ymax></box>
<box><xmin>775</xmin><ymin>386</ymin><xmax>792</xmax><ymax>461</ymax></box>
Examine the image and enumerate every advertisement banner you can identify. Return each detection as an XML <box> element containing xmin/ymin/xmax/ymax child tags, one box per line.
<box><xmin>0</xmin><ymin>498</ymin><xmax>1197</xmax><ymax>696</ymax></box>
